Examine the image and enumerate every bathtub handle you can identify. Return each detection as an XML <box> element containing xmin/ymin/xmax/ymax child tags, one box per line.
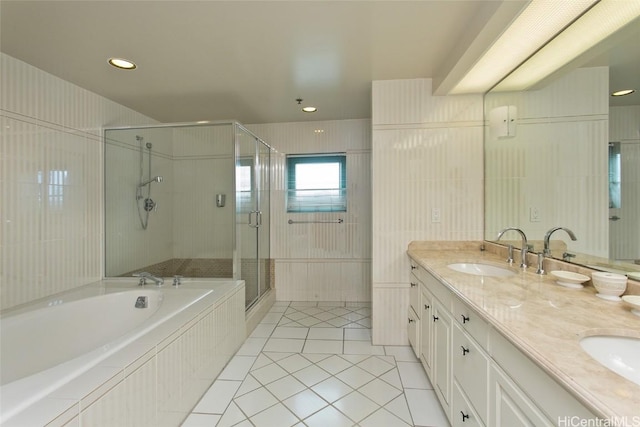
<box><xmin>135</xmin><ymin>296</ymin><xmax>148</xmax><ymax>309</ymax></box>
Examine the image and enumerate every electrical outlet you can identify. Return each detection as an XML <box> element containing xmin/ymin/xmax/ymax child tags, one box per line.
<box><xmin>431</xmin><ymin>208</ymin><xmax>441</xmax><ymax>223</ymax></box>
<box><xmin>530</xmin><ymin>207</ymin><xmax>541</xmax><ymax>222</ymax></box>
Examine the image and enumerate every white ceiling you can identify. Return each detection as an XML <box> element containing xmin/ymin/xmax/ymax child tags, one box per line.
<box><xmin>2</xmin><ymin>1</ymin><xmax>637</xmax><ymax>124</ymax></box>
<box><xmin>1</xmin><ymin>0</ymin><xmax>522</xmax><ymax>124</ymax></box>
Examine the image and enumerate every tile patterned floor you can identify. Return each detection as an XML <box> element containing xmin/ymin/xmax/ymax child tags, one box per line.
<box><xmin>181</xmin><ymin>302</ymin><xmax>449</xmax><ymax>427</ymax></box>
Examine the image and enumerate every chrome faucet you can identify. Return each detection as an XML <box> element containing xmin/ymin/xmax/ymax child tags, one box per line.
<box><xmin>133</xmin><ymin>272</ymin><xmax>164</xmax><ymax>287</ymax></box>
<box><xmin>543</xmin><ymin>227</ymin><xmax>577</xmax><ymax>257</ymax></box>
<box><xmin>497</xmin><ymin>227</ymin><xmax>529</xmax><ymax>269</ymax></box>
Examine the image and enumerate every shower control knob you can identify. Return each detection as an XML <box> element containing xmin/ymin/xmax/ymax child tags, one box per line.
<box><xmin>144</xmin><ymin>198</ymin><xmax>156</xmax><ymax>212</ymax></box>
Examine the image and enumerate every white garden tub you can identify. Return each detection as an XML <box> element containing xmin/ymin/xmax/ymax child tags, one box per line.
<box><xmin>0</xmin><ymin>280</ymin><xmax>232</xmax><ymax>425</ymax></box>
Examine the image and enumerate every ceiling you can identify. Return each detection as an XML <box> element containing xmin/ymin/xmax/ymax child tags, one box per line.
<box><xmin>0</xmin><ymin>0</ymin><xmax>522</xmax><ymax>124</ymax></box>
<box><xmin>2</xmin><ymin>1</ymin><xmax>638</xmax><ymax>124</ymax></box>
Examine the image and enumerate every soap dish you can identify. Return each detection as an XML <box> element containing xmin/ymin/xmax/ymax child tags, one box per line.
<box><xmin>622</xmin><ymin>295</ymin><xmax>640</xmax><ymax>317</ymax></box>
<box><xmin>550</xmin><ymin>271</ymin><xmax>590</xmax><ymax>289</ymax></box>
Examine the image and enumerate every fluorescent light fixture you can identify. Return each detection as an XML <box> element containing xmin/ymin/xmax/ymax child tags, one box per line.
<box><xmin>302</xmin><ymin>106</ymin><xmax>317</xmax><ymax>113</ymax></box>
<box><xmin>495</xmin><ymin>0</ymin><xmax>640</xmax><ymax>92</ymax></box>
<box><xmin>611</xmin><ymin>89</ymin><xmax>635</xmax><ymax>97</ymax></box>
<box><xmin>108</xmin><ymin>57</ymin><xmax>137</xmax><ymax>70</ymax></box>
<box><xmin>450</xmin><ymin>0</ymin><xmax>597</xmax><ymax>94</ymax></box>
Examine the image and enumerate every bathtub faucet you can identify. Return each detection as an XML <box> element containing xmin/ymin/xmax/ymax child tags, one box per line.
<box><xmin>133</xmin><ymin>272</ymin><xmax>164</xmax><ymax>287</ymax></box>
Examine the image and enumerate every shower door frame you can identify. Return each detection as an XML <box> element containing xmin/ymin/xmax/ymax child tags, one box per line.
<box><xmin>234</xmin><ymin>122</ymin><xmax>272</xmax><ymax>310</ymax></box>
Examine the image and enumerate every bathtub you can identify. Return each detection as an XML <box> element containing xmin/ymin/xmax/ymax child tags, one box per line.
<box><xmin>0</xmin><ymin>279</ymin><xmax>243</xmax><ymax>426</ymax></box>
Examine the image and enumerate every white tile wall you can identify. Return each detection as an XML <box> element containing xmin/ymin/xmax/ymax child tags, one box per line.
<box><xmin>371</xmin><ymin>78</ymin><xmax>484</xmax><ymax>345</ymax></box>
<box><xmin>484</xmin><ymin>66</ymin><xmax>609</xmax><ymax>257</ymax></box>
<box><xmin>104</xmin><ymin>124</ymin><xmax>237</xmax><ymax>276</ymax></box>
<box><xmin>248</xmin><ymin>120</ymin><xmax>372</xmax><ymax>303</ymax></box>
<box><xmin>0</xmin><ymin>53</ymin><xmax>158</xmax><ymax>310</ymax></box>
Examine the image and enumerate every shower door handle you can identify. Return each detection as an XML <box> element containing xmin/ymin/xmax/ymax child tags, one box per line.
<box><xmin>248</xmin><ymin>211</ymin><xmax>260</xmax><ymax>228</ymax></box>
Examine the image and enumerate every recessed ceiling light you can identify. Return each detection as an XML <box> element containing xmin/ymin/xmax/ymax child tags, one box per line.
<box><xmin>108</xmin><ymin>58</ymin><xmax>137</xmax><ymax>70</ymax></box>
<box><xmin>611</xmin><ymin>89</ymin><xmax>635</xmax><ymax>97</ymax></box>
<box><xmin>302</xmin><ymin>106</ymin><xmax>317</xmax><ymax>113</ymax></box>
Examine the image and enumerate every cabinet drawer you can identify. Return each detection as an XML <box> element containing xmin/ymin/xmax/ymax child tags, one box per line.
<box><xmin>453</xmin><ymin>324</ymin><xmax>489</xmax><ymax>423</ymax></box>
<box><xmin>453</xmin><ymin>297</ymin><xmax>488</xmax><ymax>349</ymax></box>
<box><xmin>453</xmin><ymin>380</ymin><xmax>485</xmax><ymax>427</ymax></box>
<box><xmin>414</xmin><ymin>266</ymin><xmax>451</xmax><ymax>309</ymax></box>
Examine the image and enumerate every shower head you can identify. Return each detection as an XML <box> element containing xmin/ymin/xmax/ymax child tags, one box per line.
<box><xmin>138</xmin><ymin>176</ymin><xmax>163</xmax><ymax>187</ymax></box>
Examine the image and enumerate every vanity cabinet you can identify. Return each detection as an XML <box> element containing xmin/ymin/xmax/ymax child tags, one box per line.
<box><xmin>410</xmin><ymin>262</ymin><xmax>453</xmax><ymax>417</ymax></box>
<box><xmin>407</xmin><ymin>257</ymin><xmax>596</xmax><ymax>426</ymax></box>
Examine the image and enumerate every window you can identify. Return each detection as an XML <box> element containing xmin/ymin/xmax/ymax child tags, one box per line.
<box><xmin>287</xmin><ymin>154</ymin><xmax>346</xmax><ymax>213</ymax></box>
<box><xmin>236</xmin><ymin>157</ymin><xmax>254</xmax><ymax>212</ymax></box>
<box><xmin>609</xmin><ymin>142</ymin><xmax>621</xmax><ymax>208</ymax></box>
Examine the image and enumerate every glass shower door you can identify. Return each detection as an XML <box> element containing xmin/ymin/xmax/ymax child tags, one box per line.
<box><xmin>236</xmin><ymin>129</ymin><xmax>259</xmax><ymax>307</ymax></box>
<box><xmin>257</xmin><ymin>141</ymin><xmax>271</xmax><ymax>301</ymax></box>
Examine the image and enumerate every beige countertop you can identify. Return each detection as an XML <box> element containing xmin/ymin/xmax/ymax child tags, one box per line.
<box><xmin>407</xmin><ymin>241</ymin><xmax>640</xmax><ymax>422</ymax></box>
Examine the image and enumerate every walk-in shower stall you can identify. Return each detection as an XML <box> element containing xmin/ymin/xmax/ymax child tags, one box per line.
<box><xmin>104</xmin><ymin>121</ymin><xmax>272</xmax><ymax>309</ymax></box>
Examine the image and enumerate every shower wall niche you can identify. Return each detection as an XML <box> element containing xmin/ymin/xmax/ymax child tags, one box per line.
<box><xmin>104</xmin><ymin>122</ymin><xmax>272</xmax><ymax>308</ymax></box>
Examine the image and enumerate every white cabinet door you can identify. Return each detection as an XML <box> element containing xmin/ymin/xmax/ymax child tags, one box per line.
<box><xmin>489</xmin><ymin>365</ymin><xmax>553</xmax><ymax>427</ymax></box>
<box><xmin>433</xmin><ymin>300</ymin><xmax>452</xmax><ymax>416</ymax></box>
<box><xmin>420</xmin><ymin>286</ymin><xmax>434</xmax><ymax>376</ymax></box>
<box><xmin>452</xmin><ymin>381</ymin><xmax>485</xmax><ymax>427</ymax></box>
<box><xmin>453</xmin><ymin>323</ymin><xmax>489</xmax><ymax>424</ymax></box>
<box><xmin>408</xmin><ymin>306</ymin><xmax>419</xmax><ymax>357</ymax></box>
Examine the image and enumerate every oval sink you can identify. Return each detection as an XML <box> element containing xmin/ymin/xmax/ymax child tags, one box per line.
<box><xmin>447</xmin><ymin>263</ymin><xmax>515</xmax><ymax>277</ymax></box>
<box><xmin>579</xmin><ymin>335</ymin><xmax>640</xmax><ymax>386</ymax></box>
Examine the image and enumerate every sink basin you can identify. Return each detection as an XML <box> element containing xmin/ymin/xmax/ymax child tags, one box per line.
<box><xmin>579</xmin><ymin>335</ymin><xmax>640</xmax><ymax>385</ymax></box>
<box><xmin>447</xmin><ymin>263</ymin><xmax>515</xmax><ymax>277</ymax></box>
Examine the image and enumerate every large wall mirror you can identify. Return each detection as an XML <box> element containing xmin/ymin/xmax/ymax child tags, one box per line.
<box><xmin>484</xmin><ymin>16</ymin><xmax>640</xmax><ymax>274</ymax></box>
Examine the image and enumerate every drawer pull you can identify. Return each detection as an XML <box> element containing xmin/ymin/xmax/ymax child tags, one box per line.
<box><xmin>461</xmin><ymin>346</ymin><xmax>470</xmax><ymax>355</ymax></box>
<box><xmin>410</xmin><ymin>282</ymin><xmax>417</xmax><ymax>287</ymax></box>
<box><xmin>433</xmin><ymin>315</ymin><xmax>439</xmax><ymax>322</ymax></box>
<box><xmin>424</xmin><ymin>304</ymin><xmax>430</xmax><ymax>310</ymax></box>
<box><xmin>461</xmin><ymin>314</ymin><xmax>470</xmax><ymax>324</ymax></box>
<box><xmin>461</xmin><ymin>411</ymin><xmax>469</xmax><ymax>422</ymax></box>
<box><xmin>408</xmin><ymin>318</ymin><xmax>415</xmax><ymax>323</ymax></box>
<box><xmin>411</xmin><ymin>265</ymin><xmax>417</xmax><ymax>270</ymax></box>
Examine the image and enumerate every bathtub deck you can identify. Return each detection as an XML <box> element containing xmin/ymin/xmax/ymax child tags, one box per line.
<box><xmin>182</xmin><ymin>302</ymin><xmax>448</xmax><ymax>427</ymax></box>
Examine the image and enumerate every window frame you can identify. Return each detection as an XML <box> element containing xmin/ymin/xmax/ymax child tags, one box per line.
<box><xmin>286</xmin><ymin>153</ymin><xmax>347</xmax><ymax>213</ymax></box>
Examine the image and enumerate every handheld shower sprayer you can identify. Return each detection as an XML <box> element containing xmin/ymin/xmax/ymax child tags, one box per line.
<box><xmin>138</xmin><ymin>176</ymin><xmax>163</xmax><ymax>187</ymax></box>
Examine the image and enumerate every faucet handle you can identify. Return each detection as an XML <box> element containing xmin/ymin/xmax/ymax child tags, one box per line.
<box><xmin>520</xmin><ymin>245</ymin><xmax>528</xmax><ymax>269</ymax></box>
<box><xmin>536</xmin><ymin>253</ymin><xmax>545</xmax><ymax>275</ymax></box>
<box><xmin>173</xmin><ymin>275</ymin><xmax>183</xmax><ymax>287</ymax></box>
<box><xmin>133</xmin><ymin>272</ymin><xmax>149</xmax><ymax>286</ymax></box>
<box><xmin>506</xmin><ymin>245</ymin><xmax>514</xmax><ymax>264</ymax></box>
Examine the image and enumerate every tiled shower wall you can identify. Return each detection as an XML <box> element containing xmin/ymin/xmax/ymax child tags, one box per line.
<box><xmin>609</xmin><ymin>105</ymin><xmax>640</xmax><ymax>261</ymax></box>
<box><xmin>371</xmin><ymin>78</ymin><xmax>484</xmax><ymax>345</ymax></box>
<box><xmin>484</xmin><ymin>66</ymin><xmax>609</xmax><ymax>258</ymax></box>
<box><xmin>247</xmin><ymin>120</ymin><xmax>372</xmax><ymax>302</ymax></box>
<box><xmin>0</xmin><ymin>53</ymin><xmax>158</xmax><ymax>310</ymax></box>
<box><xmin>104</xmin><ymin>125</ymin><xmax>236</xmax><ymax>277</ymax></box>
